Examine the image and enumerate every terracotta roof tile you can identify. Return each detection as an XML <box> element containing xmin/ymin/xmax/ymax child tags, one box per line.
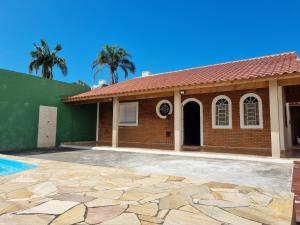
<box><xmin>68</xmin><ymin>51</ymin><xmax>300</xmax><ymax>101</ymax></box>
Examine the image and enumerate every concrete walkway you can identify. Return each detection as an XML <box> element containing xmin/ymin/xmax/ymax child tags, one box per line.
<box><xmin>18</xmin><ymin>148</ymin><xmax>293</xmax><ymax>192</ymax></box>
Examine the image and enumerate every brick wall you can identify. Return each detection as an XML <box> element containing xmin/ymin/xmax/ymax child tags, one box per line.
<box><xmin>118</xmin><ymin>97</ymin><xmax>174</xmax><ymax>149</ymax></box>
<box><xmin>98</xmin><ymin>88</ymin><xmax>271</xmax><ymax>154</ymax></box>
<box><xmin>98</xmin><ymin>102</ymin><xmax>113</xmax><ymax>146</ymax></box>
<box><xmin>98</xmin><ymin>97</ymin><xmax>174</xmax><ymax>149</ymax></box>
<box><xmin>182</xmin><ymin>88</ymin><xmax>271</xmax><ymax>153</ymax></box>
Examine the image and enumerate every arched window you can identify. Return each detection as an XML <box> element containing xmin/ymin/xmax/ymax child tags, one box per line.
<box><xmin>240</xmin><ymin>93</ymin><xmax>263</xmax><ymax>128</ymax></box>
<box><xmin>212</xmin><ymin>95</ymin><xmax>232</xmax><ymax>129</ymax></box>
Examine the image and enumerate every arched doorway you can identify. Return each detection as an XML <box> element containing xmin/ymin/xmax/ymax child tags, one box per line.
<box><xmin>182</xmin><ymin>98</ymin><xmax>202</xmax><ymax>146</ymax></box>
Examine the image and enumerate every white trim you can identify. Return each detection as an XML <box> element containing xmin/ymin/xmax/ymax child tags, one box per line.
<box><xmin>239</xmin><ymin>93</ymin><xmax>263</xmax><ymax>129</ymax></box>
<box><xmin>96</xmin><ymin>102</ymin><xmax>99</xmax><ymax>141</ymax></box>
<box><xmin>112</xmin><ymin>97</ymin><xmax>119</xmax><ymax>147</ymax></box>
<box><xmin>269</xmin><ymin>80</ymin><xmax>280</xmax><ymax>158</ymax></box>
<box><xmin>174</xmin><ymin>91</ymin><xmax>182</xmax><ymax>151</ymax></box>
<box><xmin>278</xmin><ymin>86</ymin><xmax>285</xmax><ymax>150</ymax></box>
<box><xmin>211</xmin><ymin>95</ymin><xmax>232</xmax><ymax>129</ymax></box>
<box><xmin>182</xmin><ymin>98</ymin><xmax>204</xmax><ymax>146</ymax></box>
<box><xmin>286</xmin><ymin>103</ymin><xmax>293</xmax><ymax>148</ymax></box>
<box><xmin>156</xmin><ymin>100</ymin><xmax>173</xmax><ymax>119</ymax></box>
<box><xmin>119</xmin><ymin>102</ymin><xmax>139</xmax><ymax>126</ymax></box>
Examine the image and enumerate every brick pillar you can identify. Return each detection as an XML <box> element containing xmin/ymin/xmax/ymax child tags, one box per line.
<box><xmin>112</xmin><ymin>97</ymin><xmax>119</xmax><ymax>148</ymax></box>
<box><xmin>174</xmin><ymin>91</ymin><xmax>182</xmax><ymax>151</ymax></box>
<box><xmin>269</xmin><ymin>80</ymin><xmax>281</xmax><ymax>158</ymax></box>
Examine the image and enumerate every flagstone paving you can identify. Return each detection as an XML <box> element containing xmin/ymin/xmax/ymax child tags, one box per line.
<box><xmin>0</xmin><ymin>154</ymin><xmax>295</xmax><ymax>225</ymax></box>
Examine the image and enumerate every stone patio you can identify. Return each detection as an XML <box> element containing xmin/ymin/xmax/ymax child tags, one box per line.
<box><xmin>0</xmin><ymin>154</ymin><xmax>295</xmax><ymax>225</ymax></box>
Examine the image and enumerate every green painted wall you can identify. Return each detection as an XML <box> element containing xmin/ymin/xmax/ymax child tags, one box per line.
<box><xmin>0</xmin><ymin>69</ymin><xmax>96</xmax><ymax>152</ymax></box>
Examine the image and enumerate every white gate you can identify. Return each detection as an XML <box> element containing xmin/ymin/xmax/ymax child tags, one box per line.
<box><xmin>37</xmin><ymin>105</ymin><xmax>57</xmax><ymax>148</ymax></box>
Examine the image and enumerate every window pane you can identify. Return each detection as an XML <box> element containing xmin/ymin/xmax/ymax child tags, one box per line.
<box><xmin>243</xmin><ymin>96</ymin><xmax>259</xmax><ymax>126</ymax></box>
<box><xmin>120</xmin><ymin>102</ymin><xmax>137</xmax><ymax>124</ymax></box>
<box><xmin>215</xmin><ymin>98</ymin><xmax>229</xmax><ymax>126</ymax></box>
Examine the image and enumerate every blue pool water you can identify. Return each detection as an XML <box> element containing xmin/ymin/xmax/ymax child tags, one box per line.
<box><xmin>0</xmin><ymin>158</ymin><xmax>37</xmax><ymax>176</ymax></box>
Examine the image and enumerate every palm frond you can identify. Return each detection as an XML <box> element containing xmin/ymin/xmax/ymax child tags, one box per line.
<box><xmin>120</xmin><ymin>59</ymin><xmax>136</xmax><ymax>73</ymax></box>
<box><xmin>29</xmin><ymin>58</ymin><xmax>44</xmax><ymax>74</ymax></box>
<box><xmin>29</xmin><ymin>61</ymin><xmax>37</xmax><ymax>74</ymax></box>
<box><xmin>93</xmin><ymin>65</ymin><xmax>104</xmax><ymax>80</ymax></box>
<box><xmin>55</xmin><ymin>57</ymin><xmax>68</xmax><ymax>76</ymax></box>
<box><xmin>119</xmin><ymin>65</ymin><xmax>129</xmax><ymax>78</ymax></box>
<box><xmin>91</xmin><ymin>59</ymin><xmax>99</xmax><ymax>69</ymax></box>
<box><xmin>29</xmin><ymin>39</ymin><xmax>67</xmax><ymax>79</ymax></box>
<box><xmin>33</xmin><ymin>43</ymin><xmax>42</xmax><ymax>52</ymax></box>
<box><xmin>52</xmin><ymin>44</ymin><xmax>62</xmax><ymax>56</ymax></box>
<box><xmin>40</xmin><ymin>39</ymin><xmax>50</xmax><ymax>55</ymax></box>
<box><xmin>91</xmin><ymin>44</ymin><xmax>135</xmax><ymax>84</ymax></box>
<box><xmin>54</xmin><ymin>44</ymin><xmax>62</xmax><ymax>51</ymax></box>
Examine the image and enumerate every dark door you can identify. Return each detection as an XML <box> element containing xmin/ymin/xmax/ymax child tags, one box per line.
<box><xmin>184</xmin><ymin>101</ymin><xmax>200</xmax><ymax>145</ymax></box>
<box><xmin>290</xmin><ymin>106</ymin><xmax>300</xmax><ymax>145</ymax></box>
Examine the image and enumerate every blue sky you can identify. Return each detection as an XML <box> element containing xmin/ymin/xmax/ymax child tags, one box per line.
<box><xmin>0</xmin><ymin>0</ymin><xmax>299</xmax><ymax>86</ymax></box>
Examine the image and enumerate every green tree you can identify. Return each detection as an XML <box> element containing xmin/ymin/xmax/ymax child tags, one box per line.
<box><xmin>92</xmin><ymin>45</ymin><xmax>135</xmax><ymax>84</ymax></box>
<box><xmin>29</xmin><ymin>39</ymin><xmax>67</xmax><ymax>79</ymax></box>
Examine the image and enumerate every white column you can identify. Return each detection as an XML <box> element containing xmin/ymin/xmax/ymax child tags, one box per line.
<box><xmin>96</xmin><ymin>102</ymin><xmax>99</xmax><ymax>142</ymax></box>
<box><xmin>174</xmin><ymin>91</ymin><xmax>182</xmax><ymax>151</ymax></box>
<box><xmin>112</xmin><ymin>97</ymin><xmax>119</xmax><ymax>148</ymax></box>
<box><xmin>278</xmin><ymin>86</ymin><xmax>286</xmax><ymax>150</ymax></box>
<box><xmin>286</xmin><ymin>103</ymin><xmax>293</xmax><ymax>149</ymax></box>
<box><xmin>269</xmin><ymin>80</ymin><xmax>281</xmax><ymax>158</ymax></box>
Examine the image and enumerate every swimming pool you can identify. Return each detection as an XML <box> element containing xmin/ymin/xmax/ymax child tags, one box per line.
<box><xmin>0</xmin><ymin>158</ymin><xmax>36</xmax><ymax>176</ymax></box>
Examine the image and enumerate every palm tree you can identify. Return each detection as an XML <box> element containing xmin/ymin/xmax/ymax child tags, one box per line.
<box><xmin>92</xmin><ymin>45</ymin><xmax>135</xmax><ymax>84</ymax></box>
<box><xmin>29</xmin><ymin>39</ymin><xmax>67</xmax><ymax>79</ymax></box>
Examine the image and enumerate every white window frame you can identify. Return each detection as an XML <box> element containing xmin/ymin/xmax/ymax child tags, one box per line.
<box><xmin>239</xmin><ymin>93</ymin><xmax>263</xmax><ymax>129</ymax></box>
<box><xmin>212</xmin><ymin>95</ymin><xmax>232</xmax><ymax>129</ymax></box>
<box><xmin>119</xmin><ymin>102</ymin><xmax>139</xmax><ymax>126</ymax></box>
<box><xmin>156</xmin><ymin>100</ymin><xmax>173</xmax><ymax>119</ymax></box>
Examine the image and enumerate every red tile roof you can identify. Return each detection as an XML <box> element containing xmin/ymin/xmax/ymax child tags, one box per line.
<box><xmin>67</xmin><ymin>51</ymin><xmax>300</xmax><ymax>101</ymax></box>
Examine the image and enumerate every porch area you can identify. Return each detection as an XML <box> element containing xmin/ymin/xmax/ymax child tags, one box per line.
<box><xmin>65</xmin><ymin>76</ymin><xmax>300</xmax><ymax>159</ymax></box>
<box><xmin>95</xmin><ymin>82</ymin><xmax>300</xmax><ymax>159</ymax></box>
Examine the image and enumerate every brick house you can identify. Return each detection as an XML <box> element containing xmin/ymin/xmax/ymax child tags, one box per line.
<box><xmin>65</xmin><ymin>52</ymin><xmax>300</xmax><ymax>158</ymax></box>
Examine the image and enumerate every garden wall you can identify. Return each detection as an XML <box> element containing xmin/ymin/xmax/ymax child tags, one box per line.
<box><xmin>0</xmin><ymin>69</ymin><xmax>96</xmax><ymax>152</ymax></box>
